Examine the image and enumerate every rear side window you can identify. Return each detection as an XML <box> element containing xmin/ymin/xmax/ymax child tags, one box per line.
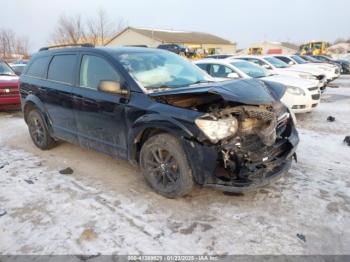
<box><xmin>79</xmin><ymin>55</ymin><xmax>121</xmax><ymax>90</ymax></box>
<box><xmin>26</xmin><ymin>56</ymin><xmax>50</xmax><ymax>78</ymax></box>
<box><xmin>48</xmin><ymin>55</ymin><xmax>76</xmax><ymax>85</ymax></box>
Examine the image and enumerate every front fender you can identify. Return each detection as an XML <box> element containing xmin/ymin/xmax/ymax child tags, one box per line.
<box><xmin>127</xmin><ymin>113</ymin><xmax>196</xmax><ymax>164</ymax></box>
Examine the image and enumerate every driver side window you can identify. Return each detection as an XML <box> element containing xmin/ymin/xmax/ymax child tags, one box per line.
<box><xmin>80</xmin><ymin>55</ymin><xmax>121</xmax><ymax>90</ymax></box>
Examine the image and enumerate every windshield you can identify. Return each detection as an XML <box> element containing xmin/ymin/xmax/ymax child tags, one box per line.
<box><xmin>303</xmin><ymin>56</ymin><xmax>320</xmax><ymax>62</ymax></box>
<box><xmin>116</xmin><ymin>51</ymin><xmax>210</xmax><ymax>92</ymax></box>
<box><xmin>0</xmin><ymin>61</ymin><xmax>16</xmax><ymax>76</ymax></box>
<box><xmin>292</xmin><ymin>55</ymin><xmax>307</xmax><ymax>64</ymax></box>
<box><xmin>263</xmin><ymin>57</ymin><xmax>289</xmax><ymax>68</ymax></box>
<box><xmin>231</xmin><ymin>60</ymin><xmax>267</xmax><ymax>78</ymax></box>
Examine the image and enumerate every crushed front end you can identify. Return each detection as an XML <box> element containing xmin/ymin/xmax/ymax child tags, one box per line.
<box><xmin>183</xmin><ymin>102</ymin><xmax>299</xmax><ymax>192</ymax></box>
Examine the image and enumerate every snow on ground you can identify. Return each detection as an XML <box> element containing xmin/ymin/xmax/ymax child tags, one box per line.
<box><xmin>0</xmin><ymin>76</ymin><xmax>350</xmax><ymax>255</ymax></box>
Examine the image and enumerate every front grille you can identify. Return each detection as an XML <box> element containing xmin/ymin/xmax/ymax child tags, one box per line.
<box><xmin>308</xmin><ymin>86</ymin><xmax>319</xmax><ymax>91</ymax></box>
<box><xmin>292</xmin><ymin>105</ymin><xmax>306</xmax><ymax>109</ymax></box>
<box><xmin>312</xmin><ymin>94</ymin><xmax>320</xmax><ymax>100</ymax></box>
<box><xmin>0</xmin><ymin>86</ymin><xmax>19</xmax><ymax>97</ymax></box>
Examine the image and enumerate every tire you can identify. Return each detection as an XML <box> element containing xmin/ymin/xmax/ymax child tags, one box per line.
<box><xmin>140</xmin><ymin>133</ymin><xmax>194</xmax><ymax>198</ymax></box>
<box><xmin>27</xmin><ymin>109</ymin><xmax>55</xmax><ymax>150</ymax></box>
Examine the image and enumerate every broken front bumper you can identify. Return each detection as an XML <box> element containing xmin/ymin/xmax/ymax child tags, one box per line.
<box><xmin>182</xmin><ymin>123</ymin><xmax>299</xmax><ymax>192</ymax></box>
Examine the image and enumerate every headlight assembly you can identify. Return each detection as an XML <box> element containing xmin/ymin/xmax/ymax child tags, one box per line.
<box><xmin>195</xmin><ymin>117</ymin><xmax>238</xmax><ymax>143</ymax></box>
<box><xmin>299</xmin><ymin>74</ymin><xmax>316</xmax><ymax>80</ymax></box>
<box><xmin>286</xmin><ymin>86</ymin><xmax>306</xmax><ymax>96</ymax></box>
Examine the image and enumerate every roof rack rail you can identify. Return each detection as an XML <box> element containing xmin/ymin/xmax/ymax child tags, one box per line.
<box><xmin>39</xmin><ymin>43</ymin><xmax>95</xmax><ymax>52</ymax></box>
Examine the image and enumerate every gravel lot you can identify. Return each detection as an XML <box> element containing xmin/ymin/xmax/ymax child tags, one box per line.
<box><xmin>0</xmin><ymin>76</ymin><xmax>350</xmax><ymax>255</ymax></box>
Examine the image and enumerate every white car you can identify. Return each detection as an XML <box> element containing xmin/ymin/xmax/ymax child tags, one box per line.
<box><xmin>272</xmin><ymin>55</ymin><xmax>340</xmax><ymax>81</ymax></box>
<box><xmin>235</xmin><ymin>55</ymin><xmax>327</xmax><ymax>91</ymax></box>
<box><xmin>195</xmin><ymin>58</ymin><xmax>321</xmax><ymax>113</ymax></box>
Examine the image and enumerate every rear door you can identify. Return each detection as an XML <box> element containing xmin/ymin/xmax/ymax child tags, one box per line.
<box><xmin>45</xmin><ymin>53</ymin><xmax>78</xmax><ymax>143</ymax></box>
<box><xmin>70</xmin><ymin>53</ymin><xmax>128</xmax><ymax>158</ymax></box>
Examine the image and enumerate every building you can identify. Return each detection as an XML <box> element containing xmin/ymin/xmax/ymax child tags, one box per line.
<box><xmin>241</xmin><ymin>41</ymin><xmax>299</xmax><ymax>55</ymax></box>
<box><xmin>105</xmin><ymin>27</ymin><xmax>236</xmax><ymax>54</ymax></box>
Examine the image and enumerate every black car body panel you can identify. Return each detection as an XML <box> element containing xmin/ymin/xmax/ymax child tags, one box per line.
<box><xmin>149</xmin><ymin>79</ymin><xmax>286</xmax><ymax>105</ymax></box>
<box><xmin>20</xmin><ymin>47</ymin><xmax>299</xmax><ymax>192</ymax></box>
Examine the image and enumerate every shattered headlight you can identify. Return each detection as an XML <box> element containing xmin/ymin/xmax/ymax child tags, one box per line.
<box><xmin>195</xmin><ymin>117</ymin><xmax>238</xmax><ymax>143</ymax></box>
<box><xmin>286</xmin><ymin>86</ymin><xmax>305</xmax><ymax>96</ymax></box>
<box><xmin>298</xmin><ymin>74</ymin><xmax>317</xmax><ymax>80</ymax></box>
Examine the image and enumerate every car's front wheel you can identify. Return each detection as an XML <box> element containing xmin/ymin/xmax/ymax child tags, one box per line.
<box><xmin>140</xmin><ymin>133</ymin><xmax>194</xmax><ymax>198</ymax></box>
<box><xmin>27</xmin><ymin>109</ymin><xmax>55</xmax><ymax>150</ymax></box>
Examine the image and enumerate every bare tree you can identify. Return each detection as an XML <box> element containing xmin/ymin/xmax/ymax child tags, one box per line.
<box><xmin>14</xmin><ymin>36</ymin><xmax>30</xmax><ymax>56</ymax></box>
<box><xmin>50</xmin><ymin>14</ymin><xmax>86</xmax><ymax>45</ymax></box>
<box><xmin>50</xmin><ymin>10</ymin><xmax>127</xmax><ymax>46</ymax></box>
<box><xmin>0</xmin><ymin>29</ymin><xmax>16</xmax><ymax>58</ymax></box>
<box><xmin>87</xmin><ymin>9</ymin><xmax>126</xmax><ymax>46</ymax></box>
<box><xmin>0</xmin><ymin>29</ymin><xmax>30</xmax><ymax>58</ymax></box>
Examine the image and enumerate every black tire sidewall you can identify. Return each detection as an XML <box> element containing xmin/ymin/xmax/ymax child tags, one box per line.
<box><xmin>27</xmin><ymin>110</ymin><xmax>53</xmax><ymax>150</ymax></box>
<box><xmin>140</xmin><ymin>134</ymin><xmax>193</xmax><ymax>198</ymax></box>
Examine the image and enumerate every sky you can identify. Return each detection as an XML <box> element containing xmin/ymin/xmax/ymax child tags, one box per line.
<box><xmin>1</xmin><ymin>0</ymin><xmax>349</xmax><ymax>52</ymax></box>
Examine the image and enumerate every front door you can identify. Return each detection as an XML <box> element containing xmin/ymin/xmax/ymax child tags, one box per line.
<box><xmin>70</xmin><ymin>54</ymin><xmax>128</xmax><ymax>159</ymax></box>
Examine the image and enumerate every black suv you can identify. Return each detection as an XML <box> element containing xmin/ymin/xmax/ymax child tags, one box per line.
<box><xmin>20</xmin><ymin>45</ymin><xmax>299</xmax><ymax>198</ymax></box>
<box><xmin>157</xmin><ymin>44</ymin><xmax>195</xmax><ymax>57</ymax></box>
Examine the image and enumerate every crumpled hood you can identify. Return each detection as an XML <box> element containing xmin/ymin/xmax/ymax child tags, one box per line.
<box><xmin>149</xmin><ymin>79</ymin><xmax>283</xmax><ymax>105</ymax></box>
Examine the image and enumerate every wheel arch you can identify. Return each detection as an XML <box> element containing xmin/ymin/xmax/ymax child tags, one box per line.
<box><xmin>127</xmin><ymin>114</ymin><xmax>195</xmax><ymax>165</ymax></box>
<box><xmin>23</xmin><ymin>95</ymin><xmax>52</xmax><ymax>131</ymax></box>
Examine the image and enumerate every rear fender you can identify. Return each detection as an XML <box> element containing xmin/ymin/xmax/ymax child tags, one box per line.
<box><xmin>22</xmin><ymin>95</ymin><xmax>52</xmax><ymax>131</ymax></box>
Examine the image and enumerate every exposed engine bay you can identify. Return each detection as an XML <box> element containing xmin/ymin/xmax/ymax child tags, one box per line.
<box><xmin>153</xmin><ymin>91</ymin><xmax>298</xmax><ymax>191</ymax></box>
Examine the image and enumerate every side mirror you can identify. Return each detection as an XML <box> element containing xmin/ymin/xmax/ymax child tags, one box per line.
<box><xmin>289</xmin><ymin>61</ymin><xmax>295</xmax><ymax>65</ymax></box>
<box><xmin>262</xmin><ymin>64</ymin><xmax>272</xmax><ymax>70</ymax></box>
<box><xmin>227</xmin><ymin>72</ymin><xmax>240</xmax><ymax>79</ymax></box>
<box><xmin>98</xmin><ymin>80</ymin><xmax>129</xmax><ymax>96</ymax></box>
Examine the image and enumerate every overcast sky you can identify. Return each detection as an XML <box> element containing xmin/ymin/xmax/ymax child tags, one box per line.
<box><xmin>1</xmin><ymin>0</ymin><xmax>349</xmax><ymax>52</ymax></box>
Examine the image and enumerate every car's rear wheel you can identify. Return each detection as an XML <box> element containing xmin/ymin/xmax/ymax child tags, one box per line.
<box><xmin>27</xmin><ymin>109</ymin><xmax>55</xmax><ymax>150</ymax></box>
<box><xmin>140</xmin><ymin>133</ymin><xmax>193</xmax><ymax>198</ymax></box>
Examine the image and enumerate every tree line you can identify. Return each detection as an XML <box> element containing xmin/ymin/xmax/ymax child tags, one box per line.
<box><xmin>49</xmin><ymin>9</ymin><xmax>126</xmax><ymax>46</ymax></box>
<box><xmin>0</xmin><ymin>29</ymin><xmax>29</xmax><ymax>59</ymax></box>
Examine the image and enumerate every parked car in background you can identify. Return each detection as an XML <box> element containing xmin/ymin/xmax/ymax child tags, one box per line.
<box><xmin>310</xmin><ymin>55</ymin><xmax>349</xmax><ymax>74</ymax></box>
<box><xmin>235</xmin><ymin>55</ymin><xmax>327</xmax><ymax>91</ymax></box>
<box><xmin>205</xmin><ymin>54</ymin><xmax>235</xmax><ymax>59</ymax></box>
<box><xmin>334</xmin><ymin>59</ymin><xmax>350</xmax><ymax>74</ymax></box>
<box><xmin>195</xmin><ymin>59</ymin><xmax>321</xmax><ymax>113</ymax></box>
<box><xmin>157</xmin><ymin>44</ymin><xmax>195</xmax><ymax>57</ymax></box>
<box><xmin>343</xmin><ymin>54</ymin><xmax>350</xmax><ymax>62</ymax></box>
<box><xmin>0</xmin><ymin>60</ymin><xmax>20</xmax><ymax>110</ymax></box>
<box><xmin>20</xmin><ymin>46</ymin><xmax>298</xmax><ymax>198</ymax></box>
<box><xmin>272</xmin><ymin>55</ymin><xmax>340</xmax><ymax>81</ymax></box>
<box><xmin>10</xmin><ymin>63</ymin><xmax>27</xmax><ymax>76</ymax></box>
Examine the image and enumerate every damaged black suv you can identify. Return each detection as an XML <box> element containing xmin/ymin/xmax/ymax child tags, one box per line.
<box><xmin>20</xmin><ymin>45</ymin><xmax>299</xmax><ymax>198</ymax></box>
